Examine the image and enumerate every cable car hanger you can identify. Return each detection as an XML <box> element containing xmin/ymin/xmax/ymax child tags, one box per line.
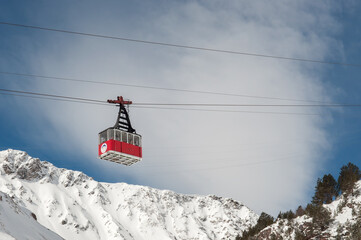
<box><xmin>108</xmin><ymin>96</ymin><xmax>136</xmax><ymax>133</ymax></box>
<box><xmin>98</xmin><ymin>96</ymin><xmax>142</xmax><ymax>166</ymax></box>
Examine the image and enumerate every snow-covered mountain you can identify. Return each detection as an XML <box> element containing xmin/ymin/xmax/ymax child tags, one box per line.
<box><xmin>0</xmin><ymin>191</ymin><xmax>63</xmax><ymax>240</ymax></box>
<box><xmin>245</xmin><ymin>181</ymin><xmax>361</xmax><ymax>239</ymax></box>
<box><xmin>0</xmin><ymin>149</ymin><xmax>258</xmax><ymax>240</ymax></box>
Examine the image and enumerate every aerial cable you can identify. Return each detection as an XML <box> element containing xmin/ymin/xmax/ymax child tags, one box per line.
<box><xmin>0</xmin><ymin>21</ymin><xmax>360</xmax><ymax>68</ymax></box>
<box><xmin>0</xmin><ymin>92</ymin><xmax>110</xmax><ymax>106</ymax></box>
<box><xmin>133</xmin><ymin>103</ymin><xmax>361</xmax><ymax>107</ymax></box>
<box><xmin>0</xmin><ymin>71</ymin><xmax>330</xmax><ymax>103</ymax></box>
<box><xmin>0</xmin><ymin>88</ymin><xmax>105</xmax><ymax>104</ymax></box>
<box><xmin>0</xmin><ymin>90</ymin><xmax>318</xmax><ymax>116</ymax></box>
<box><xmin>1</xmin><ymin>87</ymin><xmax>360</xmax><ymax>108</ymax></box>
<box><xmin>131</xmin><ymin>106</ymin><xmax>318</xmax><ymax>116</ymax></box>
<box><xmin>0</xmin><ymin>91</ymin><xmax>317</xmax><ymax>115</ymax></box>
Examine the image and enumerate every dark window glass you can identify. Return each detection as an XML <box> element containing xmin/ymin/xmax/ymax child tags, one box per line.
<box><xmin>134</xmin><ymin>136</ymin><xmax>139</xmax><ymax>146</ymax></box>
<box><xmin>121</xmin><ymin>132</ymin><xmax>127</xmax><ymax>143</ymax></box>
<box><xmin>107</xmin><ymin>129</ymin><xmax>114</xmax><ymax>140</ymax></box>
<box><xmin>99</xmin><ymin>131</ymin><xmax>107</xmax><ymax>143</ymax></box>
<box><xmin>128</xmin><ymin>133</ymin><xmax>133</xmax><ymax>144</ymax></box>
<box><xmin>115</xmin><ymin>130</ymin><xmax>121</xmax><ymax>141</ymax></box>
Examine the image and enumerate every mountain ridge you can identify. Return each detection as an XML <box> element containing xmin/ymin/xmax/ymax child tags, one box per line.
<box><xmin>0</xmin><ymin>149</ymin><xmax>258</xmax><ymax>240</ymax></box>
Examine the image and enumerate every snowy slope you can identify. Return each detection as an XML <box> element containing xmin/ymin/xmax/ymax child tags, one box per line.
<box><xmin>0</xmin><ymin>149</ymin><xmax>258</xmax><ymax>240</ymax></box>
<box><xmin>0</xmin><ymin>191</ymin><xmax>63</xmax><ymax>240</ymax></box>
<box><xmin>249</xmin><ymin>180</ymin><xmax>361</xmax><ymax>239</ymax></box>
<box><xmin>324</xmin><ymin>181</ymin><xmax>361</xmax><ymax>238</ymax></box>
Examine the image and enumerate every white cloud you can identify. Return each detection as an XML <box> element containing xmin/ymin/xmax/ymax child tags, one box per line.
<box><xmin>22</xmin><ymin>1</ymin><xmax>340</xmax><ymax>215</ymax></box>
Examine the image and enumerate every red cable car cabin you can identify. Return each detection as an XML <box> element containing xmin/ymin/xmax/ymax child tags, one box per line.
<box><xmin>98</xmin><ymin>96</ymin><xmax>142</xmax><ymax>166</ymax></box>
<box><xmin>98</xmin><ymin>128</ymin><xmax>142</xmax><ymax>165</ymax></box>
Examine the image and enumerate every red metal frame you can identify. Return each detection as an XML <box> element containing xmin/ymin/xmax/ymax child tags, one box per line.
<box><xmin>107</xmin><ymin>96</ymin><xmax>132</xmax><ymax>105</ymax></box>
<box><xmin>98</xmin><ymin>139</ymin><xmax>142</xmax><ymax>158</ymax></box>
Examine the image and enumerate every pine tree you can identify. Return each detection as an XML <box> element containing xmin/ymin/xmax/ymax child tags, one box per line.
<box><xmin>337</xmin><ymin>162</ymin><xmax>361</xmax><ymax>194</ymax></box>
<box><xmin>312</xmin><ymin>174</ymin><xmax>338</xmax><ymax>204</ymax></box>
<box><xmin>256</xmin><ymin>212</ymin><xmax>274</xmax><ymax>229</ymax></box>
<box><xmin>238</xmin><ymin>212</ymin><xmax>274</xmax><ymax>240</ymax></box>
<box><xmin>324</xmin><ymin>174</ymin><xmax>338</xmax><ymax>203</ymax></box>
<box><xmin>305</xmin><ymin>203</ymin><xmax>332</xmax><ymax>231</ymax></box>
<box><xmin>295</xmin><ymin>205</ymin><xmax>305</xmax><ymax>217</ymax></box>
<box><xmin>312</xmin><ymin>178</ymin><xmax>323</xmax><ymax>205</ymax></box>
<box><xmin>277</xmin><ymin>210</ymin><xmax>295</xmax><ymax>220</ymax></box>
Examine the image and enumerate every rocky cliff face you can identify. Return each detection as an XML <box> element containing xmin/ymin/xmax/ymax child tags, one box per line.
<box><xmin>0</xmin><ymin>149</ymin><xmax>258</xmax><ymax>240</ymax></box>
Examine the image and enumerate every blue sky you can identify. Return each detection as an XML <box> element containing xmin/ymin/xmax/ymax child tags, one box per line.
<box><xmin>1</xmin><ymin>1</ymin><xmax>361</xmax><ymax>215</ymax></box>
<box><xmin>323</xmin><ymin>3</ymin><xmax>361</xmax><ymax>177</ymax></box>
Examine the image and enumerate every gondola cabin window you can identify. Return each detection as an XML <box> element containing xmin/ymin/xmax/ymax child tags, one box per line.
<box><xmin>115</xmin><ymin>130</ymin><xmax>121</xmax><ymax>141</ymax></box>
<box><xmin>99</xmin><ymin>130</ymin><xmax>107</xmax><ymax>144</ymax></box>
<box><xmin>134</xmin><ymin>135</ymin><xmax>140</xmax><ymax>147</ymax></box>
<box><xmin>121</xmin><ymin>131</ymin><xmax>127</xmax><ymax>143</ymax></box>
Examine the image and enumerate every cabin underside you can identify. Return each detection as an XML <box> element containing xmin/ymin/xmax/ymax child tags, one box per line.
<box><xmin>99</xmin><ymin>150</ymin><xmax>141</xmax><ymax>166</ymax></box>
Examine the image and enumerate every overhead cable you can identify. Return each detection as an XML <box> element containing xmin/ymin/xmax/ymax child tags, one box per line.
<box><xmin>0</xmin><ymin>92</ymin><xmax>110</xmax><ymax>106</ymax></box>
<box><xmin>133</xmin><ymin>102</ymin><xmax>361</xmax><ymax>107</ymax></box>
<box><xmin>0</xmin><ymin>21</ymin><xmax>360</xmax><ymax>68</ymax></box>
<box><xmin>131</xmin><ymin>106</ymin><xmax>318</xmax><ymax>116</ymax></box>
<box><xmin>0</xmin><ymin>87</ymin><xmax>359</xmax><ymax>108</ymax></box>
<box><xmin>0</xmin><ymin>88</ymin><xmax>105</xmax><ymax>104</ymax></box>
<box><xmin>0</xmin><ymin>71</ymin><xmax>329</xmax><ymax>103</ymax></box>
<box><xmin>0</xmin><ymin>89</ymin><xmax>318</xmax><ymax>116</ymax></box>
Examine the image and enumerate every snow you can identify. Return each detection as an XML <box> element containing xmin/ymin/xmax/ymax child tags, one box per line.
<box><xmin>0</xmin><ymin>232</ymin><xmax>16</xmax><ymax>240</ymax></box>
<box><xmin>252</xmin><ymin>179</ymin><xmax>361</xmax><ymax>239</ymax></box>
<box><xmin>325</xmin><ymin>182</ymin><xmax>361</xmax><ymax>227</ymax></box>
<box><xmin>0</xmin><ymin>191</ymin><xmax>63</xmax><ymax>240</ymax></box>
<box><xmin>334</xmin><ymin>206</ymin><xmax>353</xmax><ymax>224</ymax></box>
<box><xmin>0</xmin><ymin>149</ymin><xmax>258</xmax><ymax>240</ymax></box>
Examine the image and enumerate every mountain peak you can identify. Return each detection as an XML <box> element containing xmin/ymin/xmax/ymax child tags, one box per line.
<box><xmin>0</xmin><ymin>149</ymin><xmax>43</xmax><ymax>179</ymax></box>
<box><xmin>0</xmin><ymin>149</ymin><xmax>91</xmax><ymax>185</ymax></box>
<box><xmin>0</xmin><ymin>149</ymin><xmax>258</xmax><ymax>239</ymax></box>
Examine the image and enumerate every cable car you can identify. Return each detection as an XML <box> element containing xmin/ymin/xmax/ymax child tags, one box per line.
<box><xmin>98</xmin><ymin>96</ymin><xmax>142</xmax><ymax>166</ymax></box>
